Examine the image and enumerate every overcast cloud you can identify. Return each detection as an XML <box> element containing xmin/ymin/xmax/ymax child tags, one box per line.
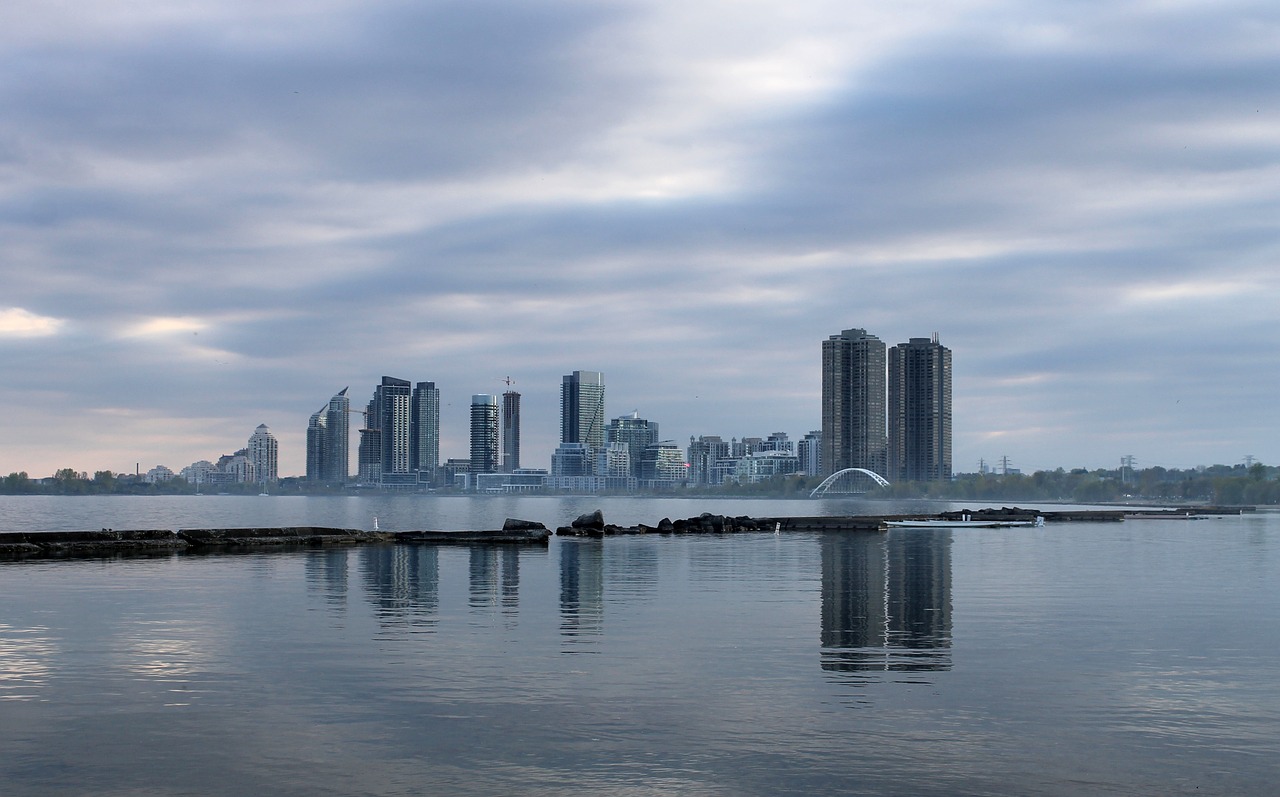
<box><xmin>2</xmin><ymin>0</ymin><xmax>1277</xmax><ymax>477</ymax></box>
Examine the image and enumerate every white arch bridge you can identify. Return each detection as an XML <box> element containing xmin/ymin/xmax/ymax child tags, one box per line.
<box><xmin>809</xmin><ymin>468</ymin><xmax>891</xmax><ymax>497</ymax></box>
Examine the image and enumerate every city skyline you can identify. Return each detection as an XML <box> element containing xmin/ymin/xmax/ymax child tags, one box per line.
<box><xmin>3</xmin><ymin>2</ymin><xmax>1277</xmax><ymax>478</ymax></box>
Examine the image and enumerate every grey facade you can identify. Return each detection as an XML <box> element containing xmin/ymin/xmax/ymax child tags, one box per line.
<box><xmin>605</xmin><ymin>412</ymin><xmax>659</xmax><ymax>478</ymax></box>
<box><xmin>560</xmin><ymin>370</ymin><xmax>605</xmax><ymax>452</ymax></box>
<box><xmin>412</xmin><ymin>381</ymin><xmax>440</xmax><ymax>484</ymax></box>
<box><xmin>306</xmin><ymin>387</ymin><xmax>349</xmax><ymax>483</ymax></box>
<box><xmin>888</xmin><ymin>336</ymin><xmax>952</xmax><ymax>482</ymax></box>
<box><xmin>502</xmin><ymin>390</ymin><xmax>521</xmax><ymax>472</ymax></box>
<box><xmin>376</xmin><ymin>377</ymin><xmax>414</xmax><ymax>486</ymax></box>
<box><xmin>469</xmin><ymin>394</ymin><xmax>500</xmax><ymax>476</ymax></box>
<box><xmin>821</xmin><ymin>328</ymin><xmax>887</xmax><ymax>477</ymax></box>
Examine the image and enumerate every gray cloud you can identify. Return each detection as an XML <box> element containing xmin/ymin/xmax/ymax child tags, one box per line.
<box><xmin>2</xmin><ymin>0</ymin><xmax>1278</xmax><ymax>475</ymax></box>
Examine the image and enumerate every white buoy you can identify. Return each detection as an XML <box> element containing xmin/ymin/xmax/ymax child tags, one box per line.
<box><xmin>373</xmin><ymin>515</ymin><xmax>379</xmax><ymax>531</ymax></box>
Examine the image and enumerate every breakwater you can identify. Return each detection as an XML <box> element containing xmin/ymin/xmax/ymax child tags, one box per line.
<box><xmin>0</xmin><ymin>506</ymin><xmax>1171</xmax><ymax>558</ymax></box>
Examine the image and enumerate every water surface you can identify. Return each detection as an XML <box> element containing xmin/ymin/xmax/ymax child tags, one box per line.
<box><xmin>1</xmin><ymin>497</ymin><xmax>1276</xmax><ymax>795</ymax></box>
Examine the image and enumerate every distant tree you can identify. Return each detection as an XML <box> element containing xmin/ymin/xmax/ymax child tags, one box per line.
<box><xmin>93</xmin><ymin>470</ymin><xmax>118</xmax><ymax>492</ymax></box>
<box><xmin>3</xmin><ymin>471</ymin><xmax>34</xmax><ymax>494</ymax></box>
<box><xmin>52</xmin><ymin>468</ymin><xmax>89</xmax><ymax>494</ymax></box>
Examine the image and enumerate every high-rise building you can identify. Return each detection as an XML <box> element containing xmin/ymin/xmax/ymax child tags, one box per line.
<box><xmin>412</xmin><ymin>381</ymin><xmax>440</xmax><ymax>484</ymax></box>
<box><xmin>247</xmin><ymin>424</ymin><xmax>279</xmax><ymax>484</ymax></box>
<box><xmin>325</xmin><ymin>388</ymin><xmax>350</xmax><ymax>482</ymax></box>
<box><xmin>605</xmin><ymin>412</ymin><xmax>659</xmax><ymax>478</ymax></box>
<box><xmin>470</xmin><ymin>394</ymin><xmax>500</xmax><ymax>476</ymax></box>
<box><xmin>560</xmin><ymin>370</ymin><xmax>605</xmax><ymax>453</ymax></box>
<box><xmin>888</xmin><ymin>335</ymin><xmax>952</xmax><ymax>482</ymax></box>
<box><xmin>306</xmin><ymin>411</ymin><xmax>326</xmax><ymax>481</ymax></box>
<box><xmin>821</xmin><ymin>328</ymin><xmax>887</xmax><ymax>476</ymax></box>
<box><xmin>373</xmin><ymin>376</ymin><xmax>412</xmax><ymax>486</ymax></box>
<box><xmin>356</xmin><ymin>392</ymin><xmax>381</xmax><ymax>483</ymax></box>
<box><xmin>637</xmin><ymin>441</ymin><xmax>688</xmax><ymax>486</ymax></box>
<box><xmin>798</xmin><ymin>430</ymin><xmax>822</xmax><ymax>476</ymax></box>
<box><xmin>307</xmin><ymin>387</ymin><xmax>351</xmax><ymax>484</ymax></box>
<box><xmin>502</xmin><ymin>390</ymin><xmax>521</xmax><ymax>472</ymax></box>
<box><xmin>687</xmin><ymin>435</ymin><xmax>730</xmax><ymax>485</ymax></box>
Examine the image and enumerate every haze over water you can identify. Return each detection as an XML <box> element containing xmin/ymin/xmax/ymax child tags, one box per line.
<box><xmin>2</xmin><ymin>496</ymin><xmax>1277</xmax><ymax>795</ymax></box>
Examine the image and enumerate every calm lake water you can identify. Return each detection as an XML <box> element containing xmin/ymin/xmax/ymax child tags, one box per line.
<box><xmin>1</xmin><ymin>496</ymin><xmax>1278</xmax><ymax>795</ymax></box>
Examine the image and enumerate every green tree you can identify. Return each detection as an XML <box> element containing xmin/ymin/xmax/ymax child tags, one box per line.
<box><xmin>93</xmin><ymin>470</ymin><xmax>118</xmax><ymax>492</ymax></box>
<box><xmin>3</xmin><ymin>471</ymin><xmax>34</xmax><ymax>494</ymax></box>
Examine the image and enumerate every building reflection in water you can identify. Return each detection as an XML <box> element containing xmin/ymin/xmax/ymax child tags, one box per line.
<box><xmin>468</xmin><ymin>546</ymin><xmax>522</xmax><ymax>614</ymax></box>
<box><xmin>559</xmin><ymin>539</ymin><xmax>604</xmax><ymax>644</ymax></box>
<box><xmin>359</xmin><ymin>545</ymin><xmax>440</xmax><ymax>630</ymax></box>
<box><xmin>304</xmin><ymin>549</ymin><xmax>350</xmax><ymax>613</ymax></box>
<box><xmin>820</xmin><ymin>530</ymin><xmax>952</xmax><ymax>675</ymax></box>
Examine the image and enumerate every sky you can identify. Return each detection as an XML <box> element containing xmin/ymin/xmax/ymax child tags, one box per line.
<box><xmin>2</xmin><ymin>0</ymin><xmax>1278</xmax><ymax>479</ymax></box>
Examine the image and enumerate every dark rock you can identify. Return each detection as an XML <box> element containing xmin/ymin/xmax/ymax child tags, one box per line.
<box><xmin>557</xmin><ymin>524</ymin><xmax>604</xmax><ymax>538</ymax></box>
<box><xmin>502</xmin><ymin>518</ymin><xmax>548</xmax><ymax>532</ymax></box>
<box><xmin>571</xmin><ymin>510</ymin><xmax>605</xmax><ymax>530</ymax></box>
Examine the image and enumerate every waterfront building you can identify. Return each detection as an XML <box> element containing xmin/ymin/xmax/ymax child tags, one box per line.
<box><xmin>412</xmin><ymin>382</ymin><xmax>440</xmax><ymax>484</ymax></box>
<box><xmin>144</xmin><ymin>465</ymin><xmax>175</xmax><ymax>484</ymax></box>
<box><xmin>375</xmin><ymin>377</ymin><xmax>414</xmax><ymax>486</ymax></box>
<box><xmin>758</xmin><ymin>432</ymin><xmax>794</xmax><ymax>453</ymax></box>
<box><xmin>357</xmin><ymin>420</ymin><xmax>381</xmax><ymax>484</ymax></box>
<box><xmin>821</xmin><ymin>328</ymin><xmax>888</xmax><ymax>477</ymax></box>
<box><xmin>358</xmin><ymin>378</ymin><xmax>437</xmax><ymax>488</ymax></box>
<box><xmin>180</xmin><ymin>460</ymin><xmax>216</xmax><ymax>487</ymax></box>
<box><xmin>502</xmin><ymin>390</ymin><xmax>521</xmax><ymax>472</ymax></box>
<box><xmin>733</xmin><ymin>450</ymin><xmax>801</xmax><ymax>484</ymax></box>
<box><xmin>551</xmin><ymin>442</ymin><xmax>593</xmax><ymax>478</ymax></box>
<box><xmin>216</xmin><ymin>449</ymin><xmax>253</xmax><ymax>484</ymax></box>
<box><xmin>798</xmin><ymin>430</ymin><xmax>822</xmax><ymax>476</ymax></box>
<box><xmin>597</xmin><ymin>442</ymin><xmax>635</xmax><ymax>488</ymax></box>
<box><xmin>605</xmin><ymin>412</ymin><xmax>659</xmax><ymax>478</ymax></box>
<box><xmin>687</xmin><ymin>435</ymin><xmax>731</xmax><ymax>485</ymax></box>
<box><xmin>474</xmin><ymin>468</ymin><xmax>548</xmax><ymax>493</ymax></box>
<box><xmin>888</xmin><ymin>335</ymin><xmax>952</xmax><ymax>482</ymax></box>
<box><xmin>638</xmin><ymin>441</ymin><xmax>688</xmax><ymax>488</ymax></box>
<box><xmin>307</xmin><ymin>388</ymin><xmax>351</xmax><ymax>484</ymax></box>
<box><xmin>306</xmin><ymin>411</ymin><xmax>326</xmax><ymax>481</ymax></box>
<box><xmin>439</xmin><ymin>458</ymin><xmax>471</xmax><ymax>489</ymax></box>
<box><xmin>711</xmin><ymin>456</ymin><xmax>743</xmax><ymax>486</ymax></box>
<box><xmin>469</xmin><ymin>394</ymin><xmax>500</xmax><ymax>477</ymax></box>
<box><xmin>560</xmin><ymin>370</ymin><xmax>605</xmax><ymax>454</ymax></box>
<box><xmin>247</xmin><ymin>424</ymin><xmax>279</xmax><ymax>485</ymax></box>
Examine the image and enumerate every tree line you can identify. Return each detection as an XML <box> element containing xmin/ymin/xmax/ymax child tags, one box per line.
<box><xmin>703</xmin><ymin>463</ymin><xmax>1280</xmax><ymax>505</ymax></box>
<box><xmin>4</xmin><ymin>463</ymin><xmax>1277</xmax><ymax>504</ymax></box>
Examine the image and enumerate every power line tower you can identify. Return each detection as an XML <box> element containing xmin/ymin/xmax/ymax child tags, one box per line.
<box><xmin>1120</xmin><ymin>454</ymin><xmax>1136</xmax><ymax>484</ymax></box>
<box><xmin>999</xmin><ymin>456</ymin><xmax>1012</xmax><ymax>476</ymax></box>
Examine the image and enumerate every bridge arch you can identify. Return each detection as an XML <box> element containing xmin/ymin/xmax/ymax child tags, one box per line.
<box><xmin>809</xmin><ymin>468</ymin><xmax>891</xmax><ymax>497</ymax></box>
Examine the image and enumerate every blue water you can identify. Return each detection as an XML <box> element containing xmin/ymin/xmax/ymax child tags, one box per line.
<box><xmin>1</xmin><ymin>496</ymin><xmax>1277</xmax><ymax>795</ymax></box>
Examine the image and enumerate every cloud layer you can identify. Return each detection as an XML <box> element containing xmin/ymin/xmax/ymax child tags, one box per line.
<box><xmin>3</xmin><ymin>0</ymin><xmax>1278</xmax><ymax>477</ymax></box>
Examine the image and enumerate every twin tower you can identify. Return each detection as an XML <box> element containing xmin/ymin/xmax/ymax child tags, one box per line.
<box><xmin>821</xmin><ymin>328</ymin><xmax>952</xmax><ymax>482</ymax></box>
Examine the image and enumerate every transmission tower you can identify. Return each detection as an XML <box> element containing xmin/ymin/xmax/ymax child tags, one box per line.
<box><xmin>1120</xmin><ymin>454</ymin><xmax>1136</xmax><ymax>484</ymax></box>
